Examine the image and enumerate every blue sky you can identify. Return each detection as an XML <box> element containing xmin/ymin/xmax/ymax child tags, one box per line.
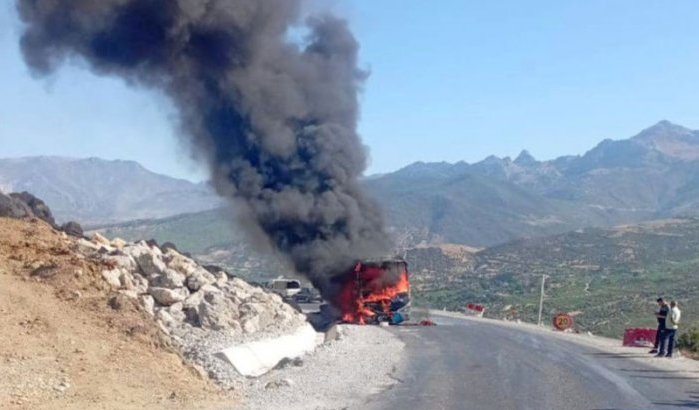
<box><xmin>2</xmin><ymin>1</ymin><xmax>699</xmax><ymax>180</ymax></box>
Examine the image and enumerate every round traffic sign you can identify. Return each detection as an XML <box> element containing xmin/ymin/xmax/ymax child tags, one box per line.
<box><xmin>552</xmin><ymin>313</ymin><xmax>573</xmax><ymax>331</ymax></box>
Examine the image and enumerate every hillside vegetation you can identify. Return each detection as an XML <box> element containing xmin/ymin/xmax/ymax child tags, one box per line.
<box><xmin>408</xmin><ymin>218</ymin><xmax>699</xmax><ymax>337</ymax></box>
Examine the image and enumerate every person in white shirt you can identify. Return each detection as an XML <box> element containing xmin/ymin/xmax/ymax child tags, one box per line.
<box><xmin>657</xmin><ymin>301</ymin><xmax>681</xmax><ymax>358</ymax></box>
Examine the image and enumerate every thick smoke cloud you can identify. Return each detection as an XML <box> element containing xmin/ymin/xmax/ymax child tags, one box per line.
<box><xmin>17</xmin><ymin>0</ymin><xmax>391</xmax><ymax>296</ymax></box>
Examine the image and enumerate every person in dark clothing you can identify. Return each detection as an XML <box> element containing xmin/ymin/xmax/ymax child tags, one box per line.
<box><xmin>649</xmin><ymin>298</ymin><xmax>669</xmax><ymax>354</ymax></box>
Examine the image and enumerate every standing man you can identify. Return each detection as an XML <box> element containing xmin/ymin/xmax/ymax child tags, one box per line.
<box><xmin>649</xmin><ymin>298</ymin><xmax>669</xmax><ymax>354</ymax></box>
<box><xmin>657</xmin><ymin>301</ymin><xmax>681</xmax><ymax>358</ymax></box>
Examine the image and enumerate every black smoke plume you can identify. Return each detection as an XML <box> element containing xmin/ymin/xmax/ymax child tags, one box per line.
<box><xmin>17</xmin><ymin>0</ymin><xmax>391</xmax><ymax>296</ymax></box>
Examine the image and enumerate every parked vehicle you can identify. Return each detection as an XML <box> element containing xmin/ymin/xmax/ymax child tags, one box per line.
<box><xmin>267</xmin><ymin>277</ymin><xmax>302</xmax><ymax>297</ymax></box>
<box><xmin>293</xmin><ymin>287</ymin><xmax>323</xmax><ymax>303</ymax></box>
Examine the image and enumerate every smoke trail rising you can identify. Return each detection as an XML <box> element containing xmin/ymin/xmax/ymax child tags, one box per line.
<box><xmin>17</xmin><ymin>0</ymin><xmax>391</xmax><ymax>295</ymax></box>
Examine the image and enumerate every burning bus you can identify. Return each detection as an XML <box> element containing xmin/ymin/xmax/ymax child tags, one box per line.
<box><xmin>333</xmin><ymin>259</ymin><xmax>411</xmax><ymax>325</ymax></box>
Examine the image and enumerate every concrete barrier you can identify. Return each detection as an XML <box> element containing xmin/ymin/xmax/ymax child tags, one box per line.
<box><xmin>218</xmin><ymin>323</ymin><xmax>321</xmax><ymax>377</ymax></box>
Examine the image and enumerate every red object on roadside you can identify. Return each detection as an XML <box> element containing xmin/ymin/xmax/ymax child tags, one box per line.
<box><xmin>466</xmin><ymin>303</ymin><xmax>485</xmax><ymax>312</ymax></box>
<box><xmin>623</xmin><ymin>328</ymin><xmax>656</xmax><ymax>347</ymax></box>
<box><xmin>552</xmin><ymin>313</ymin><xmax>574</xmax><ymax>331</ymax></box>
<box><xmin>399</xmin><ymin>319</ymin><xmax>437</xmax><ymax>327</ymax></box>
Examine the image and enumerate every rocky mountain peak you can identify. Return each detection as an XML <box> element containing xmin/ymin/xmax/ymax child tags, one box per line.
<box><xmin>633</xmin><ymin>120</ymin><xmax>694</xmax><ymax>143</ymax></box>
<box><xmin>514</xmin><ymin>150</ymin><xmax>537</xmax><ymax>166</ymax></box>
<box><xmin>632</xmin><ymin>120</ymin><xmax>699</xmax><ymax>160</ymax></box>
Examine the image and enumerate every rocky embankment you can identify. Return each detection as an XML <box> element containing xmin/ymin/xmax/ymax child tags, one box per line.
<box><xmin>0</xmin><ymin>189</ymin><xmax>306</xmax><ymax>407</ymax></box>
<box><xmin>0</xmin><ymin>216</ymin><xmax>235</xmax><ymax>409</ymax></box>
<box><xmin>82</xmin><ymin>233</ymin><xmax>307</xmax><ymax>386</ymax></box>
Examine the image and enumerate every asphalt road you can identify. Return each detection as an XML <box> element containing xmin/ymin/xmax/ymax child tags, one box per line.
<box><xmin>365</xmin><ymin>314</ymin><xmax>699</xmax><ymax>410</ymax></box>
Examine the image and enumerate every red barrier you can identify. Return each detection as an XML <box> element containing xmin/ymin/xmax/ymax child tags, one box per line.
<box><xmin>623</xmin><ymin>328</ymin><xmax>656</xmax><ymax>347</ymax></box>
<box><xmin>464</xmin><ymin>303</ymin><xmax>485</xmax><ymax>317</ymax></box>
<box><xmin>466</xmin><ymin>303</ymin><xmax>485</xmax><ymax>312</ymax></box>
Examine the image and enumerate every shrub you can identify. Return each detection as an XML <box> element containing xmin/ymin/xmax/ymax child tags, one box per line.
<box><xmin>677</xmin><ymin>327</ymin><xmax>699</xmax><ymax>353</ymax></box>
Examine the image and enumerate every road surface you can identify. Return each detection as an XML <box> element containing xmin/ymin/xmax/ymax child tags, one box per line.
<box><xmin>365</xmin><ymin>313</ymin><xmax>699</xmax><ymax>410</ymax></box>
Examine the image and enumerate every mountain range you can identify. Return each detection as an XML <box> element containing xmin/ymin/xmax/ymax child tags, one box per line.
<box><xmin>0</xmin><ymin>156</ymin><xmax>222</xmax><ymax>225</ymax></box>
<box><xmin>4</xmin><ymin>120</ymin><xmax>699</xmax><ymax>247</ymax></box>
<box><xmin>365</xmin><ymin>120</ymin><xmax>699</xmax><ymax>246</ymax></box>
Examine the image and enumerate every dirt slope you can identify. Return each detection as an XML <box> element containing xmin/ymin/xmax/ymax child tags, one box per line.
<box><xmin>0</xmin><ymin>217</ymin><xmax>235</xmax><ymax>409</ymax></box>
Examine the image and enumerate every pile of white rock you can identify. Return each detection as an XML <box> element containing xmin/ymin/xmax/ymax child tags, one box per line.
<box><xmin>77</xmin><ymin>233</ymin><xmax>308</xmax><ymax>385</ymax></box>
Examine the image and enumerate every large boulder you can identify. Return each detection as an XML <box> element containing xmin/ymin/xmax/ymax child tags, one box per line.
<box><xmin>165</xmin><ymin>302</ymin><xmax>186</xmax><ymax>323</ymax></box>
<box><xmin>118</xmin><ymin>270</ymin><xmax>136</xmax><ymax>290</ymax></box>
<box><xmin>60</xmin><ymin>221</ymin><xmax>83</xmax><ymax>237</ymax></box>
<box><xmin>102</xmin><ymin>253</ymin><xmax>138</xmax><ymax>271</ymax></box>
<box><xmin>111</xmin><ymin>237</ymin><xmax>126</xmax><ymax>250</ymax></box>
<box><xmin>155</xmin><ymin>309</ymin><xmax>176</xmax><ymax>333</ymax></box>
<box><xmin>182</xmin><ymin>290</ymin><xmax>206</xmax><ymax>323</ymax></box>
<box><xmin>139</xmin><ymin>294</ymin><xmax>155</xmax><ymax>316</ymax></box>
<box><xmin>151</xmin><ymin>268</ymin><xmax>186</xmax><ymax>288</ymax></box>
<box><xmin>185</xmin><ymin>268</ymin><xmax>216</xmax><ymax>292</ymax></box>
<box><xmin>101</xmin><ymin>268</ymin><xmax>124</xmax><ymax>288</ymax></box>
<box><xmin>163</xmin><ymin>250</ymin><xmax>218</xmax><ymax>291</ymax></box>
<box><xmin>163</xmin><ymin>249</ymin><xmax>199</xmax><ymax>276</ymax></box>
<box><xmin>76</xmin><ymin>238</ymin><xmax>101</xmax><ymax>254</ymax></box>
<box><xmin>0</xmin><ymin>191</ymin><xmax>31</xmax><ymax>219</ymax></box>
<box><xmin>161</xmin><ymin>242</ymin><xmax>179</xmax><ymax>253</ymax></box>
<box><xmin>124</xmin><ymin>242</ymin><xmax>167</xmax><ymax>277</ymax></box>
<box><xmin>195</xmin><ymin>291</ymin><xmax>241</xmax><ymax>331</ymax></box>
<box><xmin>225</xmin><ymin>278</ymin><xmax>253</xmax><ymax>299</ymax></box>
<box><xmin>149</xmin><ymin>287</ymin><xmax>188</xmax><ymax>306</ymax></box>
<box><xmin>92</xmin><ymin>232</ymin><xmax>112</xmax><ymax>246</ymax></box>
<box><xmin>132</xmin><ymin>273</ymin><xmax>149</xmax><ymax>294</ymax></box>
<box><xmin>9</xmin><ymin>191</ymin><xmax>56</xmax><ymax>226</ymax></box>
<box><xmin>182</xmin><ymin>289</ymin><xmax>205</xmax><ymax>307</ymax></box>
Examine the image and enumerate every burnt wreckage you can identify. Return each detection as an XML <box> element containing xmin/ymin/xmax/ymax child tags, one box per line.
<box><xmin>333</xmin><ymin>260</ymin><xmax>411</xmax><ymax>325</ymax></box>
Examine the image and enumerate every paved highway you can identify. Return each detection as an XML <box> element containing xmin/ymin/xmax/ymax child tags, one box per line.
<box><xmin>365</xmin><ymin>313</ymin><xmax>699</xmax><ymax>410</ymax></box>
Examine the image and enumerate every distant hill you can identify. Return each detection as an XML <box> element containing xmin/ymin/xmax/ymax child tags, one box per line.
<box><xmin>407</xmin><ymin>218</ymin><xmax>699</xmax><ymax>337</ymax></box>
<box><xmin>0</xmin><ymin>156</ymin><xmax>222</xmax><ymax>225</ymax></box>
<box><xmin>364</xmin><ymin>164</ymin><xmax>610</xmax><ymax>247</ymax></box>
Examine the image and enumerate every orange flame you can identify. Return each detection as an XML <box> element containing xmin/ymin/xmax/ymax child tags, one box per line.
<box><xmin>334</xmin><ymin>261</ymin><xmax>410</xmax><ymax>324</ymax></box>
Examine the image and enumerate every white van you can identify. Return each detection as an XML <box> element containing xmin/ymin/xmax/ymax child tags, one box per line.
<box><xmin>268</xmin><ymin>278</ymin><xmax>302</xmax><ymax>297</ymax></box>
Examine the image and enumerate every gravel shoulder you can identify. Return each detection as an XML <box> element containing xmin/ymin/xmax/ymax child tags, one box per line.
<box><xmin>242</xmin><ymin>325</ymin><xmax>405</xmax><ymax>410</ymax></box>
